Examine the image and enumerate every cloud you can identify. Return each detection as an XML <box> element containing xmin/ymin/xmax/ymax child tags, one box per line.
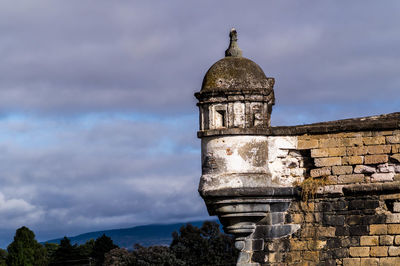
<box><xmin>0</xmin><ymin>114</ymin><xmax>205</xmax><ymax>246</ymax></box>
<box><xmin>0</xmin><ymin>0</ymin><xmax>400</xmax><ymax>248</ymax></box>
<box><xmin>0</xmin><ymin>1</ymin><xmax>397</xmax><ymax>117</ymax></box>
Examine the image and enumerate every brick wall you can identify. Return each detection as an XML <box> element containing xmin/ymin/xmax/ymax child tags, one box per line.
<box><xmin>257</xmin><ymin>129</ymin><xmax>400</xmax><ymax>265</ymax></box>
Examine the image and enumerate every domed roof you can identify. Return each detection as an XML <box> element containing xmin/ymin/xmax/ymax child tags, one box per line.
<box><xmin>200</xmin><ymin>28</ymin><xmax>272</xmax><ymax>93</ymax></box>
<box><xmin>201</xmin><ymin>56</ymin><xmax>270</xmax><ymax>92</ymax></box>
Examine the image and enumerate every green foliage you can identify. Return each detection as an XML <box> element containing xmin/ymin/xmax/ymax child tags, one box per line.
<box><xmin>170</xmin><ymin>221</ymin><xmax>238</xmax><ymax>266</ymax></box>
<box><xmin>0</xmin><ymin>249</ymin><xmax>7</xmax><ymax>266</ymax></box>
<box><xmin>91</xmin><ymin>234</ymin><xmax>117</xmax><ymax>266</ymax></box>
<box><xmin>6</xmin><ymin>226</ymin><xmax>47</xmax><ymax>266</ymax></box>
<box><xmin>44</xmin><ymin>243</ymin><xmax>58</xmax><ymax>263</ymax></box>
<box><xmin>5</xmin><ymin>221</ymin><xmax>237</xmax><ymax>266</ymax></box>
<box><xmin>78</xmin><ymin>239</ymin><xmax>95</xmax><ymax>258</ymax></box>
<box><xmin>130</xmin><ymin>244</ymin><xmax>184</xmax><ymax>266</ymax></box>
<box><xmin>103</xmin><ymin>248</ymin><xmax>131</xmax><ymax>266</ymax></box>
<box><xmin>103</xmin><ymin>221</ymin><xmax>238</xmax><ymax>266</ymax></box>
<box><xmin>49</xmin><ymin>237</ymin><xmax>86</xmax><ymax>266</ymax></box>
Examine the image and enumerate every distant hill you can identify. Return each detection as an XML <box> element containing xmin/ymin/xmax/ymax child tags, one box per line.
<box><xmin>44</xmin><ymin>220</ymin><xmax>218</xmax><ymax>249</ymax></box>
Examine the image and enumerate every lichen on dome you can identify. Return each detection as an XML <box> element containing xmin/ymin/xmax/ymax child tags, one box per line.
<box><xmin>201</xmin><ymin>56</ymin><xmax>272</xmax><ymax>92</ymax></box>
<box><xmin>200</xmin><ymin>28</ymin><xmax>273</xmax><ymax>94</ymax></box>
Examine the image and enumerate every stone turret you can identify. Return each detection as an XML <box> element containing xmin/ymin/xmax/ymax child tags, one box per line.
<box><xmin>195</xmin><ymin>28</ymin><xmax>275</xmax><ymax>131</ymax></box>
<box><xmin>195</xmin><ymin>29</ymin><xmax>400</xmax><ymax>266</ymax></box>
<box><xmin>195</xmin><ymin>29</ymin><xmax>299</xmax><ymax>266</ymax></box>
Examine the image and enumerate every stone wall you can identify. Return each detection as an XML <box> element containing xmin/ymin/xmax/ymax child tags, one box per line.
<box><xmin>256</xmin><ymin>129</ymin><xmax>400</xmax><ymax>265</ymax></box>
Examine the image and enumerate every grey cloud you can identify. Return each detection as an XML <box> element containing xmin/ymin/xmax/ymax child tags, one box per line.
<box><xmin>0</xmin><ymin>116</ymin><xmax>204</xmax><ymax>247</ymax></box>
<box><xmin>0</xmin><ymin>1</ymin><xmax>398</xmax><ymax>117</ymax></box>
<box><xmin>0</xmin><ymin>0</ymin><xmax>400</xmax><ymax>248</ymax></box>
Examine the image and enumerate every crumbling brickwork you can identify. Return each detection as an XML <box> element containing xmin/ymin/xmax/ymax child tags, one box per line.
<box><xmin>196</xmin><ymin>29</ymin><xmax>400</xmax><ymax>266</ymax></box>
<box><xmin>256</xmin><ymin>128</ymin><xmax>400</xmax><ymax>265</ymax></box>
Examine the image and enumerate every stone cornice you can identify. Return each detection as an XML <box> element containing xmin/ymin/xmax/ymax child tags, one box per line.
<box><xmin>198</xmin><ymin>112</ymin><xmax>400</xmax><ymax>138</ymax></box>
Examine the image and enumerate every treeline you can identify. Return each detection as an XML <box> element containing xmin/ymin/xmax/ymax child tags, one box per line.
<box><xmin>0</xmin><ymin>221</ymin><xmax>238</xmax><ymax>266</ymax></box>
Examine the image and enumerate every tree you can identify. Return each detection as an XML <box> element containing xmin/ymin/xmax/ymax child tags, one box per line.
<box><xmin>91</xmin><ymin>234</ymin><xmax>118</xmax><ymax>266</ymax></box>
<box><xmin>170</xmin><ymin>221</ymin><xmax>238</xmax><ymax>266</ymax></box>
<box><xmin>77</xmin><ymin>238</ymin><xmax>95</xmax><ymax>259</ymax></box>
<box><xmin>0</xmin><ymin>249</ymin><xmax>7</xmax><ymax>266</ymax></box>
<box><xmin>44</xmin><ymin>243</ymin><xmax>58</xmax><ymax>264</ymax></box>
<box><xmin>130</xmin><ymin>244</ymin><xmax>184</xmax><ymax>266</ymax></box>
<box><xmin>6</xmin><ymin>226</ymin><xmax>47</xmax><ymax>266</ymax></box>
<box><xmin>103</xmin><ymin>248</ymin><xmax>132</xmax><ymax>266</ymax></box>
<box><xmin>49</xmin><ymin>237</ymin><xmax>85</xmax><ymax>266</ymax></box>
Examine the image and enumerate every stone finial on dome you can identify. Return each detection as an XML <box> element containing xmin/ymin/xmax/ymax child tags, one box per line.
<box><xmin>225</xmin><ymin>28</ymin><xmax>243</xmax><ymax>57</ymax></box>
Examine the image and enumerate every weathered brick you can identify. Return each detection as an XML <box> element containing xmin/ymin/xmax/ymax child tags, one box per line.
<box><xmin>310</xmin><ymin>167</ymin><xmax>331</xmax><ymax>177</ymax></box>
<box><xmin>343</xmin><ymin>137</ymin><xmax>363</xmax><ymax>147</ymax></box>
<box><xmin>319</xmin><ymin>138</ymin><xmax>344</xmax><ymax>148</ymax></box>
<box><xmin>290</xmin><ymin>240</ymin><xmax>308</xmax><ymax>251</ymax></box>
<box><xmin>380</xmin><ymin>257</ymin><xmax>400</xmax><ymax>265</ymax></box>
<box><xmin>291</xmin><ymin>213</ymin><xmax>304</xmax><ymax>224</ymax></box>
<box><xmin>332</xmin><ymin>248</ymin><xmax>349</xmax><ymax>259</ymax></box>
<box><xmin>298</xmin><ymin>139</ymin><xmax>319</xmax><ymax>149</ymax></box>
<box><xmin>387</xmin><ymin>213</ymin><xmax>400</xmax><ymax>223</ymax></box>
<box><xmin>390</xmin><ymin>154</ymin><xmax>400</xmax><ymax>163</ymax></box>
<box><xmin>307</xmin><ymin>240</ymin><xmax>326</xmax><ymax>250</ymax></box>
<box><xmin>347</xmin><ymin>146</ymin><xmax>367</xmax><ymax>156</ymax></box>
<box><xmin>388</xmin><ymin>224</ymin><xmax>400</xmax><ymax>234</ymax></box>
<box><xmin>287</xmin><ymin>251</ymin><xmax>301</xmax><ymax>262</ymax></box>
<box><xmin>393</xmin><ymin>144</ymin><xmax>400</xmax><ymax>153</ymax></box>
<box><xmin>379</xmin><ymin>235</ymin><xmax>394</xmax><ymax>245</ymax></box>
<box><xmin>387</xmin><ymin>135</ymin><xmax>400</xmax><ymax>144</ymax></box>
<box><xmin>332</xmin><ymin>165</ymin><xmax>353</xmax><ymax>175</ymax></box>
<box><xmin>364</xmin><ymin>154</ymin><xmax>388</xmax><ymax>164</ymax></box>
<box><xmin>317</xmin><ymin>226</ymin><xmax>336</xmax><ymax>237</ymax></box>
<box><xmin>329</xmin><ymin>147</ymin><xmax>346</xmax><ymax>156</ymax></box>
<box><xmin>311</xmin><ymin>148</ymin><xmax>328</xmax><ymax>157</ymax></box>
<box><xmin>395</xmin><ymin>235</ymin><xmax>400</xmax><ymax>245</ymax></box>
<box><xmin>363</xmin><ymin>136</ymin><xmax>385</xmax><ymax>145</ymax></box>
<box><xmin>373</xmin><ymin>130</ymin><xmax>394</xmax><ymax>136</ymax></box>
<box><xmin>311</xmin><ymin>147</ymin><xmax>347</xmax><ymax>157</ymax></box>
<box><xmin>360</xmin><ymin>236</ymin><xmax>379</xmax><ymax>246</ymax></box>
<box><xmin>314</xmin><ymin>157</ymin><xmax>341</xmax><ymax>167</ymax></box>
<box><xmin>349</xmin><ymin>246</ymin><xmax>370</xmax><ymax>257</ymax></box>
<box><xmin>369</xmin><ymin>224</ymin><xmax>387</xmax><ymax>235</ymax></box>
<box><xmin>393</xmin><ymin>202</ymin><xmax>400</xmax><ymax>213</ymax></box>
<box><xmin>371</xmin><ymin>173</ymin><xmax>394</xmax><ymax>182</ymax></box>
<box><xmin>342</xmin><ymin>156</ymin><xmax>363</xmax><ymax>165</ymax></box>
<box><xmin>388</xmin><ymin>246</ymin><xmax>400</xmax><ymax>256</ymax></box>
<box><xmin>350</xmin><ymin>225</ymin><xmax>369</xmax><ymax>236</ymax></box>
<box><xmin>354</xmin><ymin>164</ymin><xmax>376</xmax><ymax>174</ymax></box>
<box><xmin>370</xmin><ymin>246</ymin><xmax>388</xmax><ymax>257</ymax></box>
<box><xmin>360</xmin><ymin>258</ymin><xmax>379</xmax><ymax>266</ymax></box>
<box><xmin>337</xmin><ymin>174</ymin><xmax>364</xmax><ymax>184</ymax></box>
<box><xmin>323</xmin><ymin>184</ymin><xmax>343</xmax><ymax>193</ymax></box>
<box><xmin>366</xmin><ymin>145</ymin><xmax>391</xmax><ymax>154</ymax></box>
<box><xmin>343</xmin><ymin>258</ymin><xmax>360</xmax><ymax>266</ymax></box>
<box><xmin>303</xmin><ymin>251</ymin><xmax>319</xmax><ymax>261</ymax></box>
<box><xmin>377</xmin><ymin>163</ymin><xmax>395</xmax><ymax>173</ymax></box>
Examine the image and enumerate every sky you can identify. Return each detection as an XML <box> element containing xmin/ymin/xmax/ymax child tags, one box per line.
<box><xmin>0</xmin><ymin>0</ymin><xmax>399</xmax><ymax>247</ymax></box>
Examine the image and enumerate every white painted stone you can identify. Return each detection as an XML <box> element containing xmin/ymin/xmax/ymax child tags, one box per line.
<box><xmin>289</xmin><ymin>150</ymin><xmax>302</xmax><ymax>157</ymax></box>
<box><xmin>200</xmin><ymin>135</ymin><xmax>303</xmax><ymax>191</ymax></box>
<box><xmin>267</xmin><ymin>136</ymin><xmax>303</xmax><ymax>187</ymax></box>
<box><xmin>233</xmin><ymin>102</ymin><xmax>245</xmax><ymax>127</ymax></box>
<box><xmin>267</xmin><ymin>136</ymin><xmax>297</xmax><ymax>162</ymax></box>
